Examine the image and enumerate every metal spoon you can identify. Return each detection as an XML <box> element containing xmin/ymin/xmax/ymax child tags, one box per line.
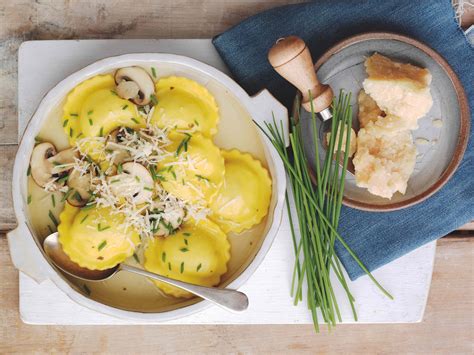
<box><xmin>43</xmin><ymin>232</ymin><xmax>249</xmax><ymax>312</ymax></box>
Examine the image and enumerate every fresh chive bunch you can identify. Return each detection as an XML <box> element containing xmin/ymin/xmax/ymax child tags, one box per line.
<box><xmin>257</xmin><ymin>91</ymin><xmax>392</xmax><ymax>331</ymax></box>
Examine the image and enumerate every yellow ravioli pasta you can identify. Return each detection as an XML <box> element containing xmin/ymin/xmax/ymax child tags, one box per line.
<box><xmin>58</xmin><ymin>203</ymin><xmax>140</xmax><ymax>270</ymax></box>
<box><xmin>143</xmin><ymin>218</ymin><xmax>230</xmax><ymax>298</ymax></box>
<box><xmin>157</xmin><ymin>132</ymin><xmax>224</xmax><ymax>205</ymax></box>
<box><xmin>151</xmin><ymin>76</ymin><xmax>219</xmax><ymax>137</ymax></box>
<box><xmin>209</xmin><ymin>150</ymin><xmax>272</xmax><ymax>233</ymax></box>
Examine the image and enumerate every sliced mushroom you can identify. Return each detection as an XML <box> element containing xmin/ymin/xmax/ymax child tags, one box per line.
<box><xmin>30</xmin><ymin>143</ymin><xmax>78</xmax><ymax>189</ymax></box>
<box><xmin>66</xmin><ymin>169</ymin><xmax>93</xmax><ymax>207</ymax></box>
<box><xmin>114</xmin><ymin>67</ymin><xmax>155</xmax><ymax>106</ymax></box>
<box><xmin>104</xmin><ymin>128</ymin><xmax>132</xmax><ymax>165</ymax></box>
<box><xmin>152</xmin><ymin>207</ymin><xmax>185</xmax><ymax>237</ymax></box>
<box><xmin>107</xmin><ymin>162</ymin><xmax>154</xmax><ymax>204</ymax></box>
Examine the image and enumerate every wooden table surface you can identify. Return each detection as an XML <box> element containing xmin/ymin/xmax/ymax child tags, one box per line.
<box><xmin>0</xmin><ymin>1</ymin><xmax>472</xmax><ymax>353</ymax></box>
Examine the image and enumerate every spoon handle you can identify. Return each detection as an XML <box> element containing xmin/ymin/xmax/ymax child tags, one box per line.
<box><xmin>120</xmin><ymin>264</ymin><xmax>249</xmax><ymax>312</ymax></box>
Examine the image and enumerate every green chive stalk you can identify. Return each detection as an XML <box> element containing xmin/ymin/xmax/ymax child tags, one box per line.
<box><xmin>256</xmin><ymin>90</ymin><xmax>392</xmax><ymax>332</ymax></box>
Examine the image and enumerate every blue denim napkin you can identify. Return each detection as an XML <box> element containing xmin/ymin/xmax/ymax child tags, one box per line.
<box><xmin>213</xmin><ymin>0</ymin><xmax>474</xmax><ymax>279</ymax></box>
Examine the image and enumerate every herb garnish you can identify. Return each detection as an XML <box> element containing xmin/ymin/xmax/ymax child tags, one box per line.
<box><xmin>122</xmin><ymin>104</ymin><xmax>129</xmax><ymax>110</ymax></box>
<box><xmin>89</xmin><ymin>118</ymin><xmax>93</xmax><ymax>126</ymax></box>
<box><xmin>117</xmin><ymin>163</ymin><xmax>123</xmax><ymax>174</ymax></box>
<box><xmin>180</xmin><ymin>262</ymin><xmax>184</xmax><ymax>274</ymax></box>
<box><xmin>99</xmin><ymin>127</ymin><xmax>104</xmax><ymax>137</ymax></box>
<box><xmin>47</xmin><ymin>225</ymin><xmax>54</xmax><ymax>234</ymax></box>
<box><xmin>183</xmin><ymin>232</ymin><xmax>191</xmax><ymax>237</ymax></box>
<box><xmin>195</xmin><ymin>174</ymin><xmax>209</xmax><ymax>182</ymax></box>
<box><xmin>63</xmin><ymin>119</ymin><xmax>69</xmax><ymax>127</ymax></box>
<box><xmin>27</xmin><ymin>195</ymin><xmax>32</xmax><ymax>204</ymax></box>
<box><xmin>27</xmin><ymin>165</ymin><xmax>31</xmax><ymax>176</ymax></box>
<box><xmin>98</xmin><ymin>240</ymin><xmax>107</xmax><ymax>251</ymax></box>
<box><xmin>161</xmin><ymin>252</ymin><xmax>166</xmax><ymax>262</ymax></box>
<box><xmin>80</xmin><ymin>214</ymin><xmax>89</xmax><ymax>224</ymax></box>
<box><xmin>69</xmin><ymin>127</ymin><xmax>73</xmax><ymax>137</ymax></box>
<box><xmin>51</xmin><ymin>194</ymin><xmax>56</xmax><ymax>207</ymax></box>
<box><xmin>110</xmin><ymin>90</ymin><xmax>118</xmax><ymax>96</ymax></box>
<box><xmin>61</xmin><ymin>188</ymin><xmax>74</xmax><ymax>202</ymax></box>
<box><xmin>87</xmin><ymin>110</ymin><xmax>93</xmax><ymax>115</ymax></box>
<box><xmin>83</xmin><ymin>284</ymin><xmax>91</xmax><ymax>295</ymax></box>
<box><xmin>97</xmin><ymin>223</ymin><xmax>111</xmax><ymax>232</ymax></box>
<box><xmin>150</xmin><ymin>94</ymin><xmax>158</xmax><ymax>105</ymax></box>
<box><xmin>179</xmin><ymin>247</ymin><xmax>188</xmax><ymax>253</ymax></box>
<box><xmin>176</xmin><ymin>134</ymin><xmax>192</xmax><ymax>156</ymax></box>
<box><xmin>48</xmin><ymin>210</ymin><xmax>58</xmax><ymax>226</ymax></box>
<box><xmin>70</xmin><ymin>113</ymin><xmax>78</xmax><ymax>117</ymax></box>
<box><xmin>133</xmin><ymin>253</ymin><xmax>140</xmax><ymax>263</ymax></box>
<box><xmin>131</xmin><ymin>117</ymin><xmax>139</xmax><ymax>124</ymax></box>
<box><xmin>151</xmin><ymin>67</ymin><xmax>157</xmax><ymax>78</ymax></box>
<box><xmin>196</xmin><ymin>263</ymin><xmax>202</xmax><ymax>272</ymax></box>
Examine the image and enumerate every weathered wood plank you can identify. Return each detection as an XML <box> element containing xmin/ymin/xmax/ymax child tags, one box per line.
<box><xmin>0</xmin><ymin>235</ymin><xmax>471</xmax><ymax>353</ymax></box>
<box><xmin>0</xmin><ymin>145</ymin><xmax>16</xmax><ymax>231</ymax></box>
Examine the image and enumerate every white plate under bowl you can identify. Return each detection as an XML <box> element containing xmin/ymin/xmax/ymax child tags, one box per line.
<box><xmin>298</xmin><ymin>33</ymin><xmax>470</xmax><ymax>211</ymax></box>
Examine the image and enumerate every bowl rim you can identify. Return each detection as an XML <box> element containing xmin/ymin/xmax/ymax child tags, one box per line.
<box><xmin>11</xmin><ymin>52</ymin><xmax>288</xmax><ymax>321</ymax></box>
<box><xmin>293</xmin><ymin>31</ymin><xmax>470</xmax><ymax>212</ymax></box>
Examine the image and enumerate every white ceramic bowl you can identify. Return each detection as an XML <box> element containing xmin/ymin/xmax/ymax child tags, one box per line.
<box><xmin>7</xmin><ymin>53</ymin><xmax>288</xmax><ymax>321</ymax></box>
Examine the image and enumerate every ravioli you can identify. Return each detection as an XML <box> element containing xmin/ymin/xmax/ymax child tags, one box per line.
<box><xmin>151</xmin><ymin>76</ymin><xmax>219</xmax><ymax>137</ymax></box>
<box><xmin>144</xmin><ymin>218</ymin><xmax>230</xmax><ymax>298</ymax></box>
<box><xmin>157</xmin><ymin>132</ymin><xmax>224</xmax><ymax>205</ymax></box>
<box><xmin>62</xmin><ymin>74</ymin><xmax>145</xmax><ymax>162</ymax></box>
<box><xmin>58</xmin><ymin>203</ymin><xmax>140</xmax><ymax>270</ymax></box>
<box><xmin>209</xmin><ymin>150</ymin><xmax>272</xmax><ymax>233</ymax></box>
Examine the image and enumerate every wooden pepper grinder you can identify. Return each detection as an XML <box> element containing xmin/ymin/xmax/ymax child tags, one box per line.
<box><xmin>268</xmin><ymin>36</ymin><xmax>333</xmax><ymax>121</ymax></box>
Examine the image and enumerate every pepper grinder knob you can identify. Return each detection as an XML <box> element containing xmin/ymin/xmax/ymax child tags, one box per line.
<box><xmin>268</xmin><ymin>36</ymin><xmax>333</xmax><ymax>119</ymax></box>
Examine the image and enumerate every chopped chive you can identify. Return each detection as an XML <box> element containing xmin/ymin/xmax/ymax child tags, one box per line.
<box><xmin>176</xmin><ymin>135</ymin><xmax>191</xmax><ymax>156</ymax></box>
<box><xmin>122</xmin><ymin>104</ymin><xmax>129</xmax><ymax>110</ymax></box>
<box><xmin>196</xmin><ymin>263</ymin><xmax>202</xmax><ymax>272</ymax></box>
<box><xmin>194</xmin><ymin>119</ymin><xmax>199</xmax><ymax>126</ymax></box>
<box><xmin>110</xmin><ymin>179</ymin><xmax>120</xmax><ymax>184</ymax></box>
<box><xmin>133</xmin><ymin>253</ymin><xmax>140</xmax><ymax>263</ymax></box>
<box><xmin>180</xmin><ymin>247</ymin><xmax>189</xmax><ymax>253</ymax></box>
<box><xmin>144</xmin><ymin>186</ymin><xmax>153</xmax><ymax>191</ymax></box>
<box><xmin>51</xmin><ymin>194</ymin><xmax>56</xmax><ymax>207</ymax></box>
<box><xmin>195</xmin><ymin>174</ymin><xmax>209</xmax><ymax>182</ymax></box>
<box><xmin>52</xmin><ymin>161</ymin><xmax>62</xmax><ymax>166</ymax></box>
<box><xmin>180</xmin><ymin>262</ymin><xmax>184</xmax><ymax>274</ymax></box>
<box><xmin>150</xmin><ymin>94</ymin><xmax>158</xmax><ymax>105</ymax></box>
<box><xmin>47</xmin><ymin>225</ymin><xmax>54</xmax><ymax>234</ymax></box>
<box><xmin>88</xmin><ymin>118</ymin><xmax>93</xmax><ymax>126</ymax></box>
<box><xmin>162</xmin><ymin>252</ymin><xmax>166</xmax><ymax>262</ymax></box>
<box><xmin>168</xmin><ymin>262</ymin><xmax>172</xmax><ymax>271</ymax></box>
<box><xmin>151</xmin><ymin>67</ymin><xmax>157</xmax><ymax>78</ymax></box>
<box><xmin>61</xmin><ymin>188</ymin><xmax>74</xmax><ymax>202</ymax></box>
<box><xmin>131</xmin><ymin>117</ymin><xmax>139</xmax><ymax>124</ymax></box>
<box><xmin>183</xmin><ymin>232</ymin><xmax>191</xmax><ymax>237</ymax></box>
<box><xmin>70</xmin><ymin>113</ymin><xmax>78</xmax><ymax>117</ymax></box>
<box><xmin>98</xmin><ymin>240</ymin><xmax>107</xmax><ymax>251</ymax></box>
<box><xmin>27</xmin><ymin>165</ymin><xmax>31</xmax><ymax>176</ymax></box>
<box><xmin>76</xmin><ymin>133</ymin><xmax>83</xmax><ymax>138</ymax></box>
<box><xmin>83</xmin><ymin>284</ymin><xmax>91</xmax><ymax>295</ymax></box>
<box><xmin>110</xmin><ymin>90</ymin><xmax>118</xmax><ymax>96</ymax></box>
<box><xmin>27</xmin><ymin>195</ymin><xmax>32</xmax><ymax>204</ymax></box>
<box><xmin>171</xmin><ymin>170</ymin><xmax>176</xmax><ymax>180</ymax></box>
<box><xmin>63</xmin><ymin>119</ymin><xmax>69</xmax><ymax>127</ymax></box>
<box><xmin>117</xmin><ymin>163</ymin><xmax>123</xmax><ymax>174</ymax></box>
<box><xmin>97</xmin><ymin>223</ymin><xmax>111</xmax><ymax>232</ymax></box>
<box><xmin>149</xmin><ymin>165</ymin><xmax>158</xmax><ymax>181</ymax></box>
<box><xmin>48</xmin><ymin>210</ymin><xmax>58</xmax><ymax>226</ymax></box>
<box><xmin>87</xmin><ymin>110</ymin><xmax>93</xmax><ymax>115</ymax></box>
<box><xmin>184</xmin><ymin>239</ymin><xmax>188</xmax><ymax>246</ymax></box>
<box><xmin>57</xmin><ymin>176</ymin><xmax>69</xmax><ymax>185</ymax></box>
<box><xmin>80</xmin><ymin>214</ymin><xmax>89</xmax><ymax>224</ymax></box>
<box><xmin>134</xmin><ymin>175</ymin><xmax>140</xmax><ymax>183</ymax></box>
<box><xmin>69</xmin><ymin>127</ymin><xmax>73</xmax><ymax>137</ymax></box>
<box><xmin>81</xmin><ymin>203</ymin><xmax>97</xmax><ymax>211</ymax></box>
<box><xmin>99</xmin><ymin>127</ymin><xmax>104</xmax><ymax>137</ymax></box>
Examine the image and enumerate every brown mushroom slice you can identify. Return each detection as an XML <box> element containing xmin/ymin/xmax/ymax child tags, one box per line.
<box><xmin>114</xmin><ymin>67</ymin><xmax>155</xmax><ymax>106</ymax></box>
<box><xmin>66</xmin><ymin>169</ymin><xmax>93</xmax><ymax>207</ymax></box>
<box><xmin>107</xmin><ymin>162</ymin><xmax>154</xmax><ymax>204</ymax></box>
<box><xmin>30</xmin><ymin>143</ymin><xmax>77</xmax><ymax>189</ymax></box>
<box><xmin>105</xmin><ymin>128</ymin><xmax>132</xmax><ymax>165</ymax></box>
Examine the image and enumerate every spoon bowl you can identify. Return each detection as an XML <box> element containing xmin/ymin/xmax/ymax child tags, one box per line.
<box><xmin>43</xmin><ymin>232</ymin><xmax>249</xmax><ymax>312</ymax></box>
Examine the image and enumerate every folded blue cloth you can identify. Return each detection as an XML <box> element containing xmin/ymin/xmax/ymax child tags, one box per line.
<box><xmin>213</xmin><ymin>0</ymin><xmax>474</xmax><ymax>279</ymax></box>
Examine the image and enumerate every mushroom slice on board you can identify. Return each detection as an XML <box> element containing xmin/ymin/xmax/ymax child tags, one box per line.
<box><xmin>107</xmin><ymin>162</ymin><xmax>154</xmax><ymax>204</ymax></box>
<box><xmin>30</xmin><ymin>143</ymin><xmax>78</xmax><ymax>189</ymax></box>
<box><xmin>66</xmin><ymin>169</ymin><xmax>94</xmax><ymax>207</ymax></box>
<box><xmin>115</xmin><ymin>67</ymin><xmax>155</xmax><ymax>106</ymax></box>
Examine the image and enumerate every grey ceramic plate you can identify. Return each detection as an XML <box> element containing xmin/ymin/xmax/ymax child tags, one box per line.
<box><xmin>295</xmin><ymin>33</ymin><xmax>470</xmax><ymax>211</ymax></box>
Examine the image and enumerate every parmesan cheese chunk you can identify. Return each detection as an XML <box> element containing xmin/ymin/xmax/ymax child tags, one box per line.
<box><xmin>363</xmin><ymin>53</ymin><xmax>433</xmax><ymax>130</ymax></box>
<box><xmin>353</xmin><ymin>123</ymin><xmax>416</xmax><ymax>199</ymax></box>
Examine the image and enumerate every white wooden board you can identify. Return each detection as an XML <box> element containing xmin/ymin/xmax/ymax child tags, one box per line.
<box><xmin>17</xmin><ymin>39</ymin><xmax>436</xmax><ymax>325</ymax></box>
